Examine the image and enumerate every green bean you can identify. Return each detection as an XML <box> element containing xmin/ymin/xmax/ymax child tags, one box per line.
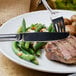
<box><xmin>26</xmin><ymin>27</ymin><xmax>30</xmax><ymax>31</ymax></box>
<box><xmin>48</xmin><ymin>24</ymin><xmax>53</xmax><ymax>32</ymax></box>
<box><xmin>48</xmin><ymin>24</ymin><xmax>55</xmax><ymax>32</ymax></box>
<box><xmin>31</xmin><ymin>23</ymin><xmax>41</xmax><ymax>28</ymax></box>
<box><xmin>12</xmin><ymin>41</ymin><xmax>35</xmax><ymax>61</ymax></box>
<box><xmin>25</xmin><ymin>42</ymin><xmax>30</xmax><ymax>49</ymax></box>
<box><xmin>19</xmin><ymin>41</ymin><xmax>25</xmax><ymax>46</ymax></box>
<box><xmin>18</xmin><ymin>42</ymin><xmax>35</xmax><ymax>55</ymax></box>
<box><xmin>31</xmin><ymin>59</ymin><xmax>39</xmax><ymax>65</ymax></box>
<box><xmin>18</xmin><ymin>41</ymin><xmax>33</xmax><ymax>55</ymax></box>
<box><xmin>51</xmin><ymin>28</ymin><xmax>55</xmax><ymax>32</ymax></box>
<box><xmin>12</xmin><ymin>41</ymin><xmax>28</xmax><ymax>55</ymax></box>
<box><xmin>20</xmin><ymin>53</ymin><xmax>35</xmax><ymax>61</ymax></box>
<box><xmin>22</xmin><ymin>18</ymin><xmax>26</xmax><ymax>32</ymax></box>
<box><xmin>36</xmin><ymin>49</ymin><xmax>41</xmax><ymax>57</ymax></box>
<box><xmin>28</xmin><ymin>48</ymin><xmax>35</xmax><ymax>55</ymax></box>
<box><xmin>33</xmin><ymin>42</ymin><xmax>46</xmax><ymax>50</ymax></box>
<box><xmin>18</xmin><ymin>41</ymin><xmax>25</xmax><ymax>50</ymax></box>
<box><xmin>35</xmin><ymin>25</ymin><xmax>46</xmax><ymax>32</ymax></box>
<box><xmin>18</xmin><ymin>45</ymin><xmax>30</xmax><ymax>54</ymax></box>
<box><xmin>17</xmin><ymin>24</ymin><xmax>29</xmax><ymax>34</ymax></box>
<box><xmin>12</xmin><ymin>41</ymin><xmax>20</xmax><ymax>54</ymax></box>
<box><xmin>31</xmin><ymin>24</ymin><xmax>36</xmax><ymax>28</ymax></box>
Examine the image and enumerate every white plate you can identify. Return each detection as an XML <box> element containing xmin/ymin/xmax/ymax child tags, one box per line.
<box><xmin>0</xmin><ymin>10</ymin><xmax>76</xmax><ymax>74</ymax></box>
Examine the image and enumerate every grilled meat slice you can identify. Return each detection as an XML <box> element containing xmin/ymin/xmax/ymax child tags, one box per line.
<box><xmin>45</xmin><ymin>35</ymin><xmax>76</xmax><ymax>64</ymax></box>
<box><xmin>67</xmin><ymin>36</ymin><xmax>76</xmax><ymax>49</ymax></box>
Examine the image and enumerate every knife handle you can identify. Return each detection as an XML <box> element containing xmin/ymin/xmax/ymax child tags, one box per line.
<box><xmin>0</xmin><ymin>34</ymin><xmax>21</xmax><ymax>41</ymax></box>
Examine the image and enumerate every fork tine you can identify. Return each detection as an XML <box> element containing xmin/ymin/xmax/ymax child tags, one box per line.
<box><xmin>52</xmin><ymin>17</ymin><xmax>65</xmax><ymax>32</ymax></box>
<box><xmin>60</xmin><ymin>17</ymin><xmax>65</xmax><ymax>32</ymax></box>
<box><xmin>53</xmin><ymin>23</ymin><xmax>57</xmax><ymax>32</ymax></box>
<box><xmin>57</xmin><ymin>22</ymin><xmax>62</xmax><ymax>32</ymax></box>
<box><xmin>58</xmin><ymin>17</ymin><xmax>65</xmax><ymax>32</ymax></box>
<box><xmin>52</xmin><ymin>17</ymin><xmax>61</xmax><ymax>32</ymax></box>
<box><xmin>55</xmin><ymin>23</ymin><xmax>59</xmax><ymax>32</ymax></box>
<box><xmin>52</xmin><ymin>19</ymin><xmax>58</xmax><ymax>32</ymax></box>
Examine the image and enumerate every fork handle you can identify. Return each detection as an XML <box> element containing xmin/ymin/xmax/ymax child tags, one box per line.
<box><xmin>41</xmin><ymin>0</ymin><xmax>54</xmax><ymax>14</ymax></box>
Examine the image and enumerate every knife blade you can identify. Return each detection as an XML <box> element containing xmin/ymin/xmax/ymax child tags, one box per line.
<box><xmin>0</xmin><ymin>32</ymin><xmax>69</xmax><ymax>41</ymax></box>
<box><xmin>19</xmin><ymin>32</ymin><xmax>69</xmax><ymax>41</ymax></box>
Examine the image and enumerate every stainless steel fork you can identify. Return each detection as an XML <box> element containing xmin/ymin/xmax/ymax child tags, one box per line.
<box><xmin>42</xmin><ymin>0</ymin><xmax>65</xmax><ymax>32</ymax></box>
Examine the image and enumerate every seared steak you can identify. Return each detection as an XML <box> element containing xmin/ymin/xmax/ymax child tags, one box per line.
<box><xmin>45</xmin><ymin>35</ymin><xmax>76</xmax><ymax>64</ymax></box>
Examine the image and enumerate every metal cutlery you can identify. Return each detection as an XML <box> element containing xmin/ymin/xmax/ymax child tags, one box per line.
<box><xmin>0</xmin><ymin>32</ymin><xmax>69</xmax><ymax>41</ymax></box>
<box><xmin>42</xmin><ymin>0</ymin><xmax>65</xmax><ymax>32</ymax></box>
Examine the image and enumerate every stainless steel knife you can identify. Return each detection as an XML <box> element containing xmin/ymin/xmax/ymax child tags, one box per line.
<box><xmin>0</xmin><ymin>32</ymin><xmax>69</xmax><ymax>41</ymax></box>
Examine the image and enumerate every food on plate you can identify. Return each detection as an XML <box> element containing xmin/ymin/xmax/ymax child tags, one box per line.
<box><xmin>45</xmin><ymin>35</ymin><xmax>76</xmax><ymax>64</ymax></box>
<box><xmin>12</xmin><ymin>19</ymin><xmax>55</xmax><ymax>65</ymax></box>
<box><xmin>65</xmin><ymin>25</ymin><xmax>76</xmax><ymax>35</ymax></box>
<box><xmin>72</xmin><ymin>22</ymin><xmax>76</xmax><ymax>26</ymax></box>
<box><xmin>71</xmin><ymin>15</ymin><xmax>76</xmax><ymax>22</ymax></box>
<box><xmin>64</xmin><ymin>18</ymin><xmax>72</xmax><ymax>25</ymax></box>
<box><xmin>55</xmin><ymin>0</ymin><xmax>76</xmax><ymax>10</ymax></box>
<box><xmin>44</xmin><ymin>14</ymin><xmax>76</xmax><ymax>64</ymax></box>
<box><xmin>64</xmin><ymin>15</ymin><xmax>76</xmax><ymax>35</ymax></box>
<box><xmin>12</xmin><ymin>14</ymin><xmax>76</xmax><ymax>65</ymax></box>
